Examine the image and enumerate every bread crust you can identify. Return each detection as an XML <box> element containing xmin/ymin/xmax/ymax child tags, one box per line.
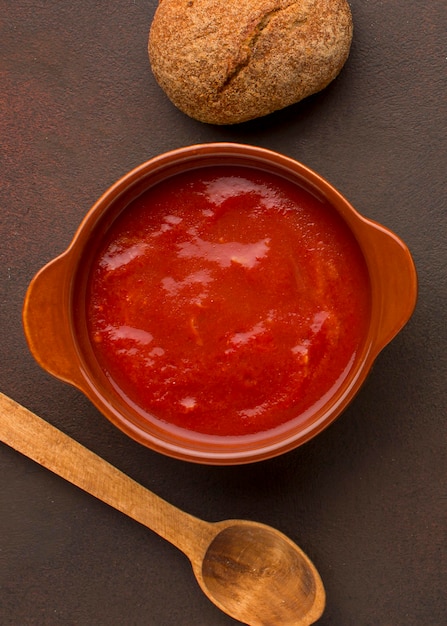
<box><xmin>148</xmin><ymin>0</ymin><xmax>353</xmax><ymax>124</ymax></box>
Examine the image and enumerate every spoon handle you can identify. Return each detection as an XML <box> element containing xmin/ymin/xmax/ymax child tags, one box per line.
<box><xmin>0</xmin><ymin>392</ymin><xmax>213</xmax><ymax>559</ymax></box>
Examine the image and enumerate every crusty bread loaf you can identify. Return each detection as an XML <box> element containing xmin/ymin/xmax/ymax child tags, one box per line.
<box><xmin>148</xmin><ymin>0</ymin><xmax>353</xmax><ymax>125</ymax></box>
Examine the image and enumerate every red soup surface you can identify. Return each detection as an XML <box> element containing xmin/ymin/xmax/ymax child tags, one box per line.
<box><xmin>87</xmin><ymin>166</ymin><xmax>370</xmax><ymax>437</ymax></box>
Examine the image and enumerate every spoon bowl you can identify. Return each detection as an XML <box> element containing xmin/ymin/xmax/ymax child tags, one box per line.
<box><xmin>199</xmin><ymin>520</ymin><xmax>324</xmax><ymax>625</ymax></box>
<box><xmin>0</xmin><ymin>392</ymin><xmax>325</xmax><ymax>625</ymax></box>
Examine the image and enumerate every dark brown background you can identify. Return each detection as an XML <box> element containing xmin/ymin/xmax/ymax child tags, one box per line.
<box><xmin>1</xmin><ymin>2</ymin><xmax>446</xmax><ymax>624</ymax></box>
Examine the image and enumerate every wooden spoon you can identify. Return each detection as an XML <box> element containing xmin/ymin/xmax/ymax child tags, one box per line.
<box><xmin>0</xmin><ymin>392</ymin><xmax>325</xmax><ymax>625</ymax></box>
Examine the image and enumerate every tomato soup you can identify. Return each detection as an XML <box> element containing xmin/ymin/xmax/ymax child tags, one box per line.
<box><xmin>86</xmin><ymin>166</ymin><xmax>370</xmax><ymax>437</ymax></box>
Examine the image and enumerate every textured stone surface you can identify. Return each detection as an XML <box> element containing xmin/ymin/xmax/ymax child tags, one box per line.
<box><xmin>1</xmin><ymin>1</ymin><xmax>446</xmax><ymax>624</ymax></box>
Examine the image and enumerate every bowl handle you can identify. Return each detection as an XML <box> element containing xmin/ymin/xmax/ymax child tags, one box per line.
<box><xmin>367</xmin><ymin>221</ymin><xmax>417</xmax><ymax>356</ymax></box>
<box><xmin>22</xmin><ymin>252</ymin><xmax>86</xmax><ymax>390</ymax></box>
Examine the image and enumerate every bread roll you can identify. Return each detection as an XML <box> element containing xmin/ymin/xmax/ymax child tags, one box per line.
<box><xmin>148</xmin><ymin>0</ymin><xmax>353</xmax><ymax>125</ymax></box>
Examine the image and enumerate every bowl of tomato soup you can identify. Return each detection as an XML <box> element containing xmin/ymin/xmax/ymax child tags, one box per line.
<box><xmin>23</xmin><ymin>143</ymin><xmax>417</xmax><ymax>464</ymax></box>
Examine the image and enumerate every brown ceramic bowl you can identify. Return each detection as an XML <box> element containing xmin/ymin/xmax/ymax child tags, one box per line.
<box><xmin>23</xmin><ymin>143</ymin><xmax>417</xmax><ymax>464</ymax></box>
